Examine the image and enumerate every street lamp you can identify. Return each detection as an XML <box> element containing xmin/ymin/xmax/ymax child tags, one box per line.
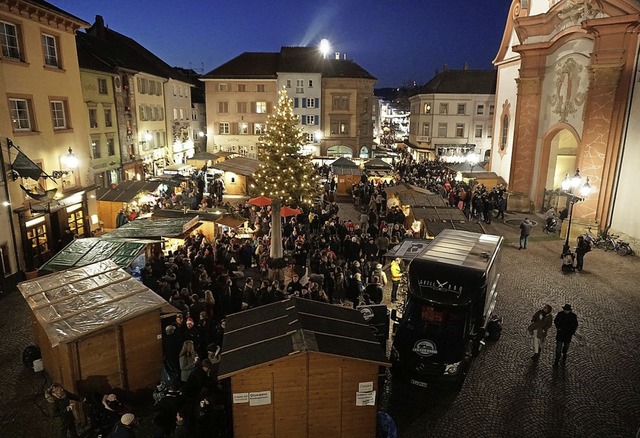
<box><xmin>52</xmin><ymin>147</ymin><xmax>79</xmax><ymax>178</ymax></box>
<box><xmin>560</xmin><ymin>169</ymin><xmax>591</xmax><ymax>255</ymax></box>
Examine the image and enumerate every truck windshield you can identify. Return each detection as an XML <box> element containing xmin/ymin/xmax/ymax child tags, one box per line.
<box><xmin>404</xmin><ymin>300</ymin><xmax>468</xmax><ymax>361</ymax></box>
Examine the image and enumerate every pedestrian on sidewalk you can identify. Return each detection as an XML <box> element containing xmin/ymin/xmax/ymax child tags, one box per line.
<box><xmin>575</xmin><ymin>235</ymin><xmax>591</xmax><ymax>271</ymax></box>
<box><xmin>44</xmin><ymin>383</ymin><xmax>83</xmax><ymax>438</ymax></box>
<box><xmin>390</xmin><ymin>257</ymin><xmax>403</xmax><ymax>303</ymax></box>
<box><xmin>527</xmin><ymin>304</ymin><xmax>553</xmax><ymax>359</ymax></box>
<box><xmin>553</xmin><ymin>304</ymin><xmax>579</xmax><ymax>367</ymax></box>
<box><xmin>519</xmin><ymin>217</ymin><xmax>533</xmax><ymax>250</ymax></box>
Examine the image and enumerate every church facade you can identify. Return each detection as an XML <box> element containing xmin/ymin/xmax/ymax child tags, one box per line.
<box><xmin>491</xmin><ymin>0</ymin><xmax>640</xmax><ymax>241</ymax></box>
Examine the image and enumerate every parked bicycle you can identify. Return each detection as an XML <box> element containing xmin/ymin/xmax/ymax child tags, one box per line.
<box><xmin>603</xmin><ymin>234</ymin><xmax>634</xmax><ymax>256</ymax></box>
<box><xmin>584</xmin><ymin>227</ymin><xmax>605</xmax><ymax>249</ymax></box>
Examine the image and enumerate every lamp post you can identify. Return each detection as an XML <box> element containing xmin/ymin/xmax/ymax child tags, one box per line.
<box><xmin>560</xmin><ymin>169</ymin><xmax>591</xmax><ymax>255</ymax></box>
<box><xmin>52</xmin><ymin>147</ymin><xmax>78</xmax><ymax>178</ymax></box>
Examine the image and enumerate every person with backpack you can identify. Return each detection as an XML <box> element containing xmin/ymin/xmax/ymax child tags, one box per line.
<box><xmin>575</xmin><ymin>235</ymin><xmax>591</xmax><ymax>271</ymax></box>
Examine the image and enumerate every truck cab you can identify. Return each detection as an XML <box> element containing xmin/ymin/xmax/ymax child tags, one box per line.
<box><xmin>390</xmin><ymin>229</ymin><xmax>502</xmax><ymax>387</ymax></box>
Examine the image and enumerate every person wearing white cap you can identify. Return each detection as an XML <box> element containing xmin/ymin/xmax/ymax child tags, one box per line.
<box><xmin>110</xmin><ymin>413</ymin><xmax>136</xmax><ymax>437</ymax></box>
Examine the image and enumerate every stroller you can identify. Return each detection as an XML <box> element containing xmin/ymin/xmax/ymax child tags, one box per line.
<box><xmin>561</xmin><ymin>251</ymin><xmax>575</xmax><ymax>273</ymax></box>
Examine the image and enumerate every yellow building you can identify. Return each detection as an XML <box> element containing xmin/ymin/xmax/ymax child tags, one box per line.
<box><xmin>0</xmin><ymin>0</ymin><xmax>97</xmax><ymax>273</ymax></box>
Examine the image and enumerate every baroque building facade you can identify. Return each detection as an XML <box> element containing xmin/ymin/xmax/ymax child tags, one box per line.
<box><xmin>491</xmin><ymin>0</ymin><xmax>640</xmax><ymax>241</ymax></box>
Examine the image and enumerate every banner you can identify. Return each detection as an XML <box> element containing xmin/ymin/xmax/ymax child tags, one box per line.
<box><xmin>12</xmin><ymin>151</ymin><xmax>43</xmax><ymax>181</ymax></box>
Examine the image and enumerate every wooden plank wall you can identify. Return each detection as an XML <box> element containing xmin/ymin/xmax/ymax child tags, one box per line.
<box><xmin>309</xmin><ymin>353</ymin><xmax>379</xmax><ymax>438</ymax></box>
<box><xmin>77</xmin><ymin>327</ymin><xmax>122</xmax><ymax>393</ymax></box>
<box><xmin>230</xmin><ymin>354</ymin><xmax>308</xmax><ymax>438</ymax></box>
<box><xmin>121</xmin><ymin>311</ymin><xmax>162</xmax><ymax>391</ymax></box>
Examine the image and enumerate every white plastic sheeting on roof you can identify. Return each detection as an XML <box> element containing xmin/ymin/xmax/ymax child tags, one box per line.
<box><xmin>19</xmin><ymin>260</ymin><xmax>167</xmax><ymax>347</ymax></box>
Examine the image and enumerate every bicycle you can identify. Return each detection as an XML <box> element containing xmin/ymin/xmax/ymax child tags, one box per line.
<box><xmin>584</xmin><ymin>227</ymin><xmax>605</xmax><ymax>249</ymax></box>
<box><xmin>601</xmin><ymin>233</ymin><xmax>634</xmax><ymax>256</ymax></box>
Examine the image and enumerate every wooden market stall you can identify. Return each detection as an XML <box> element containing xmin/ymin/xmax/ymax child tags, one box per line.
<box><xmin>209</xmin><ymin>156</ymin><xmax>261</xmax><ymax>196</ymax></box>
<box><xmin>96</xmin><ymin>180</ymin><xmax>164</xmax><ymax>229</ymax></box>
<box><xmin>151</xmin><ymin>209</ymin><xmax>247</xmax><ymax>243</ymax></box>
<box><xmin>411</xmin><ymin>206</ymin><xmax>486</xmax><ymax>238</ymax></box>
<box><xmin>18</xmin><ymin>260</ymin><xmax>173</xmax><ymax>395</ymax></box>
<box><xmin>219</xmin><ymin>297</ymin><xmax>389</xmax><ymax>438</ymax></box>
<box><xmin>330</xmin><ymin>157</ymin><xmax>363</xmax><ymax>195</ymax></box>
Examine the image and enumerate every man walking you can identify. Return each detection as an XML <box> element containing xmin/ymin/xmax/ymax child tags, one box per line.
<box><xmin>519</xmin><ymin>217</ymin><xmax>533</xmax><ymax>250</ymax></box>
<box><xmin>527</xmin><ymin>304</ymin><xmax>553</xmax><ymax>359</ymax></box>
<box><xmin>553</xmin><ymin>304</ymin><xmax>579</xmax><ymax>367</ymax></box>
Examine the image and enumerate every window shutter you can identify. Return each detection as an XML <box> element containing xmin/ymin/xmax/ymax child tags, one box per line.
<box><xmin>301</xmin><ymin>117</ymin><xmax>306</xmax><ymax>126</ymax></box>
<box><xmin>315</xmin><ymin>98</ymin><xmax>319</xmax><ymax>108</ymax></box>
<box><xmin>294</xmin><ymin>98</ymin><xmax>299</xmax><ymax>108</ymax></box>
<box><xmin>232</xmin><ymin>123</ymin><xmax>238</xmax><ymax>135</ymax></box>
<box><xmin>302</xmin><ymin>99</ymin><xmax>307</xmax><ymax>108</ymax></box>
<box><xmin>267</xmin><ymin>102</ymin><xmax>272</xmax><ymax>113</ymax></box>
<box><xmin>251</xmin><ymin>102</ymin><xmax>256</xmax><ymax>113</ymax></box>
<box><xmin>315</xmin><ymin>117</ymin><xmax>319</xmax><ymax>126</ymax></box>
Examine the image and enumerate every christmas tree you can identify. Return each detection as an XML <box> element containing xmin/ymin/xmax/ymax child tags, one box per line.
<box><xmin>250</xmin><ymin>88</ymin><xmax>322</xmax><ymax>207</ymax></box>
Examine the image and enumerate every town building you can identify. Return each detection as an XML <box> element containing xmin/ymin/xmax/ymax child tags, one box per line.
<box><xmin>408</xmin><ymin>68</ymin><xmax>497</xmax><ymax>163</ymax></box>
<box><xmin>0</xmin><ymin>0</ymin><xmax>98</xmax><ymax>277</ymax></box>
<box><xmin>201</xmin><ymin>47</ymin><xmax>376</xmax><ymax>159</ymax></box>
<box><xmin>491</xmin><ymin>0</ymin><xmax>640</xmax><ymax>241</ymax></box>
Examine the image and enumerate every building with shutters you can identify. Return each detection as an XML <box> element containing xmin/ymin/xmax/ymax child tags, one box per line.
<box><xmin>201</xmin><ymin>47</ymin><xmax>376</xmax><ymax>158</ymax></box>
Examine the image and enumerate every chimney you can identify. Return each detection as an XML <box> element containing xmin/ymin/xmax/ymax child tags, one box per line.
<box><xmin>343</xmin><ymin>53</ymin><xmax>347</xmax><ymax>60</ymax></box>
<box><xmin>94</xmin><ymin>15</ymin><xmax>106</xmax><ymax>39</ymax></box>
<box><xmin>335</xmin><ymin>52</ymin><xmax>340</xmax><ymax>60</ymax></box>
<box><xmin>463</xmin><ymin>62</ymin><xmax>469</xmax><ymax>70</ymax></box>
<box><xmin>443</xmin><ymin>63</ymin><xmax>449</xmax><ymax>71</ymax></box>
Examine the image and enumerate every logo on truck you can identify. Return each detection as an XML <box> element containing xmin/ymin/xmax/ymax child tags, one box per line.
<box><xmin>359</xmin><ymin>307</ymin><xmax>374</xmax><ymax>321</ymax></box>
<box><xmin>418</xmin><ymin>279</ymin><xmax>463</xmax><ymax>296</ymax></box>
<box><xmin>413</xmin><ymin>340</ymin><xmax>437</xmax><ymax>357</ymax></box>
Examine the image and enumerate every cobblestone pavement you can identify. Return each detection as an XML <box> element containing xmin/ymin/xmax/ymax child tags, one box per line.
<box><xmin>1</xmin><ymin>205</ymin><xmax>639</xmax><ymax>438</ymax></box>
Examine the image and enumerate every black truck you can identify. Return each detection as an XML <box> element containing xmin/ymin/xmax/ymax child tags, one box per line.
<box><xmin>390</xmin><ymin>229</ymin><xmax>503</xmax><ymax>387</ymax></box>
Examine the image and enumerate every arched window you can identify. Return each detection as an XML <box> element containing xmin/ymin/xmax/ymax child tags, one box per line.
<box><xmin>500</xmin><ymin>114</ymin><xmax>509</xmax><ymax>151</ymax></box>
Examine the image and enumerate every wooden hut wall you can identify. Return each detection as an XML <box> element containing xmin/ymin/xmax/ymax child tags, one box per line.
<box><xmin>119</xmin><ymin>310</ymin><xmax>163</xmax><ymax>390</ymax></box>
<box><xmin>337</xmin><ymin>175</ymin><xmax>360</xmax><ymax>195</ymax></box>
<box><xmin>230</xmin><ymin>354</ymin><xmax>308</xmax><ymax>438</ymax></box>
<box><xmin>222</xmin><ymin>173</ymin><xmax>247</xmax><ymax>196</ymax></box>
<box><xmin>97</xmin><ymin>200</ymin><xmax>124</xmax><ymax>230</ymax></box>
<box><xmin>308</xmin><ymin>353</ymin><xmax>379</xmax><ymax>438</ymax></box>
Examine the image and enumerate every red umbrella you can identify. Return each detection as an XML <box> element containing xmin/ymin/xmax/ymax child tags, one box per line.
<box><xmin>247</xmin><ymin>196</ymin><xmax>272</xmax><ymax>207</ymax></box>
<box><xmin>280</xmin><ymin>206</ymin><xmax>302</xmax><ymax>218</ymax></box>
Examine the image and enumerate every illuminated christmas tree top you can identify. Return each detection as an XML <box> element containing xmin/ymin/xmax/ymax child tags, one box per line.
<box><xmin>250</xmin><ymin>88</ymin><xmax>322</xmax><ymax>206</ymax></box>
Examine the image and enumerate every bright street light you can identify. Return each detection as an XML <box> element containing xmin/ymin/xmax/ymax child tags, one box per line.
<box><xmin>319</xmin><ymin>39</ymin><xmax>331</xmax><ymax>58</ymax></box>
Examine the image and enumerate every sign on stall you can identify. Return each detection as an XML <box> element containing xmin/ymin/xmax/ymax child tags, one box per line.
<box><xmin>355</xmin><ymin>390</ymin><xmax>376</xmax><ymax>406</ymax></box>
<box><xmin>249</xmin><ymin>391</ymin><xmax>272</xmax><ymax>406</ymax></box>
<box><xmin>358</xmin><ymin>381</ymin><xmax>374</xmax><ymax>392</ymax></box>
<box><xmin>232</xmin><ymin>393</ymin><xmax>249</xmax><ymax>404</ymax></box>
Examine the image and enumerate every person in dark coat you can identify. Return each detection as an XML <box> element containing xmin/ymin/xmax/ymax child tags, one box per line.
<box><xmin>575</xmin><ymin>235</ymin><xmax>590</xmax><ymax>271</ymax></box>
<box><xmin>45</xmin><ymin>383</ymin><xmax>82</xmax><ymax>438</ymax></box>
<box><xmin>553</xmin><ymin>304</ymin><xmax>579</xmax><ymax>367</ymax></box>
<box><xmin>162</xmin><ymin>325</ymin><xmax>182</xmax><ymax>385</ymax></box>
<box><xmin>365</xmin><ymin>275</ymin><xmax>384</xmax><ymax>304</ymax></box>
<box><xmin>346</xmin><ymin>272</ymin><xmax>364</xmax><ymax>309</ymax></box>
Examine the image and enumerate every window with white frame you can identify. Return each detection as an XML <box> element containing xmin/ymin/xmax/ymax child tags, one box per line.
<box><xmin>306</xmin><ymin>133</ymin><xmax>314</xmax><ymax>143</ymax></box>
<box><xmin>92</xmin><ymin>138</ymin><xmax>101</xmax><ymax>159</ymax></box>
<box><xmin>219</xmin><ymin>122</ymin><xmax>230</xmax><ymax>134</ymax></box>
<box><xmin>305</xmin><ymin>115</ymin><xmax>315</xmax><ymax>125</ymax></box>
<box><xmin>422</xmin><ymin>123</ymin><xmax>430</xmax><ymax>137</ymax></box>
<box><xmin>285</xmin><ymin>80</ymin><xmax>291</xmax><ymax>88</ymax></box>
<box><xmin>9</xmin><ymin>98</ymin><xmax>32</xmax><ymax>131</ymax></box>
<box><xmin>50</xmin><ymin>100</ymin><xmax>67</xmax><ymax>129</ymax></box>
<box><xmin>332</xmin><ymin>95</ymin><xmax>349</xmax><ymax>111</ymax></box>
<box><xmin>238</xmin><ymin>84</ymin><xmax>246</xmax><ymax>92</ymax></box>
<box><xmin>42</xmin><ymin>33</ymin><xmax>60</xmax><ymax>67</ymax></box>
<box><xmin>149</xmin><ymin>81</ymin><xmax>156</xmax><ymax>95</ymax></box>
<box><xmin>437</xmin><ymin>123</ymin><xmax>447</xmax><ymax>137</ymax></box>
<box><xmin>439</xmin><ymin>103</ymin><xmax>448</xmax><ymax>114</ymax></box>
<box><xmin>218</xmin><ymin>83</ymin><xmax>228</xmax><ymax>92</ymax></box>
<box><xmin>104</xmin><ymin>108</ymin><xmax>113</xmax><ymax>127</ymax></box>
<box><xmin>296</xmin><ymin>79</ymin><xmax>304</xmax><ymax>94</ymax></box>
<box><xmin>475</xmin><ymin>124</ymin><xmax>483</xmax><ymax>138</ymax></box>
<box><xmin>1</xmin><ymin>21</ymin><xmax>21</xmax><ymax>60</ymax></box>
<box><xmin>254</xmin><ymin>123</ymin><xmax>265</xmax><ymax>135</ymax></box>
<box><xmin>98</xmin><ymin>78</ymin><xmax>108</xmax><ymax>94</ymax></box>
<box><xmin>489</xmin><ymin>104</ymin><xmax>495</xmax><ymax>115</ymax></box>
<box><xmin>477</xmin><ymin>104</ymin><xmax>484</xmax><ymax>115</ymax></box>
<box><xmin>172</xmin><ymin>108</ymin><xmax>178</xmax><ymax>120</ymax></box>
<box><xmin>255</xmin><ymin>101</ymin><xmax>267</xmax><ymax>113</ymax></box>
<box><xmin>218</xmin><ymin>101</ymin><xmax>228</xmax><ymax>113</ymax></box>
<box><xmin>487</xmin><ymin>123</ymin><xmax>492</xmax><ymax>138</ymax></box>
<box><xmin>239</xmin><ymin>122</ymin><xmax>249</xmax><ymax>134</ymax></box>
<box><xmin>89</xmin><ymin>108</ymin><xmax>99</xmax><ymax>127</ymax></box>
<box><xmin>107</xmin><ymin>137</ymin><xmax>115</xmax><ymax>156</ymax></box>
<box><xmin>308</xmin><ymin>80</ymin><xmax>313</xmax><ymax>88</ymax></box>
<box><xmin>257</xmin><ymin>84</ymin><xmax>265</xmax><ymax>92</ymax></box>
<box><xmin>306</xmin><ymin>98</ymin><xmax>315</xmax><ymax>108</ymax></box>
<box><xmin>455</xmin><ymin>123</ymin><xmax>465</xmax><ymax>137</ymax></box>
<box><xmin>179</xmin><ymin>108</ymin><xmax>184</xmax><ymax>120</ymax></box>
<box><xmin>237</xmin><ymin>102</ymin><xmax>247</xmax><ymax>113</ymax></box>
<box><xmin>330</xmin><ymin>119</ymin><xmax>349</xmax><ymax>135</ymax></box>
<box><xmin>457</xmin><ymin>104</ymin><xmax>466</xmax><ymax>115</ymax></box>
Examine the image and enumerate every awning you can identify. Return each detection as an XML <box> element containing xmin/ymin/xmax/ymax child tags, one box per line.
<box><xmin>96</xmin><ymin>181</ymin><xmax>163</xmax><ymax>203</ymax></box>
<box><xmin>104</xmin><ymin>216</ymin><xmax>200</xmax><ymax>239</ymax></box>
<box><xmin>215</xmin><ymin>215</ymin><xmax>246</xmax><ymax>228</ymax></box>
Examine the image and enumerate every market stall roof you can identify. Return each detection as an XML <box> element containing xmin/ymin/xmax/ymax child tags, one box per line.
<box><xmin>210</xmin><ymin>156</ymin><xmax>261</xmax><ymax>176</ymax></box>
<box><xmin>384</xmin><ymin>183</ymin><xmax>433</xmax><ymax>196</ymax></box>
<box><xmin>104</xmin><ymin>216</ymin><xmax>200</xmax><ymax>239</ymax></box>
<box><xmin>398</xmin><ymin>192</ymin><xmax>448</xmax><ymax>207</ymax></box>
<box><xmin>151</xmin><ymin>209</ymin><xmax>246</xmax><ymax>227</ymax></box>
<box><xmin>188</xmin><ymin>151</ymin><xmax>235</xmax><ymax>162</ymax></box>
<box><xmin>446</xmin><ymin>161</ymin><xmax>488</xmax><ymax>173</ymax></box>
<box><xmin>332</xmin><ymin>166</ymin><xmax>363</xmax><ymax>176</ymax></box>
<box><xmin>96</xmin><ymin>180</ymin><xmax>163</xmax><ymax>203</ymax></box>
<box><xmin>411</xmin><ymin>207</ymin><xmax>486</xmax><ymax>235</ymax></box>
<box><xmin>218</xmin><ymin>297</ymin><xmax>389</xmax><ymax>379</ymax></box>
<box><xmin>331</xmin><ymin>157</ymin><xmax>358</xmax><ymax>168</ymax></box>
<box><xmin>38</xmin><ymin>238</ymin><xmax>155</xmax><ymax>274</ymax></box>
<box><xmin>363</xmin><ymin>158</ymin><xmax>393</xmax><ymax>170</ymax></box>
<box><xmin>18</xmin><ymin>260</ymin><xmax>169</xmax><ymax>347</ymax></box>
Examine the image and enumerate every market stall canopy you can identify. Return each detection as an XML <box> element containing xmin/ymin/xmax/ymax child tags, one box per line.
<box><xmin>104</xmin><ymin>216</ymin><xmax>200</xmax><ymax>239</ymax></box>
<box><xmin>38</xmin><ymin>238</ymin><xmax>155</xmax><ymax>274</ymax></box>
<box><xmin>248</xmin><ymin>195</ymin><xmax>272</xmax><ymax>207</ymax></box>
<box><xmin>281</xmin><ymin>206</ymin><xmax>302</xmax><ymax>217</ymax></box>
<box><xmin>411</xmin><ymin>207</ymin><xmax>486</xmax><ymax>236</ymax></box>
<box><xmin>152</xmin><ymin>209</ymin><xmax>225</xmax><ymax>223</ymax></box>
<box><xmin>218</xmin><ymin>297</ymin><xmax>389</xmax><ymax>379</ymax></box>
<box><xmin>215</xmin><ymin>215</ymin><xmax>246</xmax><ymax>228</ymax></box>
<box><xmin>384</xmin><ymin>183</ymin><xmax>433</xmax><ymax>196</ymax></box>
<box><xmin>210</xmin><ymin>156</ymin><xmax>261</xmax><ymax>176</ymax></box>
<box><xmin>331</xmin><ymin>157</ymin><xmax>358</xmax><ymax>168</ymax></box>
<box><xmin>96</xmin><ymin>180</ymin><xmax>163</xmax><ymax>203</ymax></box>
<box><xmin>188</xmin><ymin>151</ymin><xmax>234</xmax><ymax>162</ymax></box>
<box><xmin>18</xmin><ymin>260</ymin><xmax>169</xmax><ymax>347</ymax></box>
<box><xmin>363</xmin><ymin>158</ymin><xmax>393</xmax><ymax>170</ymax></box>
<box><xmin>397</xmin><ymin>192</ymin><xmax>448</xmax><ymax>207</ymax></box>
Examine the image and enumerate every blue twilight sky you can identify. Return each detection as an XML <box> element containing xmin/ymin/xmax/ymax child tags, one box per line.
<box><xmin>53</xmin><ymin>0</ymin><xmax>512</xmax><ymax>88</ymax></box>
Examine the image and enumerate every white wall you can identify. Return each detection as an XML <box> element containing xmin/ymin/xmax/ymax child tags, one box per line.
<box><xmin>490</xmin><ymin>60</ymin><xmax>519</xmax><ymax>182</ymax></box>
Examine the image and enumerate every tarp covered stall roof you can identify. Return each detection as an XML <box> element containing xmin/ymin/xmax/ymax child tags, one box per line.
<box><xmin>411</xmin><ymin>207</ymin><xmax>486</xmax><ymax>236</ymax></box>
<box><xmin>363</xmin><ymin>158</ymin><xmax>393</xmax><ymax>170</ymax></box>
<box><xmin>38</xmin><ymin>238</ymin><xmax>154</xmax><ymax>274</ymax></box>
<box><xmin>209</xmin><ymin>156</ymin><xmax>261</xmax><ymax>176</ymax></box>
<box><xmin>384</xmin><ymin>183</ymin><xmax>433</xmax><ymax>196</ymax></box>
<box><xmin>104</xmin><ymin>216</ymin><xmax>200</xmax><ymax>239</ymax></box>
<box><xmin>188</xmin><ymin>151</ymin><xmax>235</xmax><ymax>162</ymax></box>
<box><xmin>330</xmin><ymin>157</ymin><xmax>358</xmax><ymax>168</ymax></box>
<box><xmin>332</xmin><ymin>167</ymin><xmax>363</xmax><ymax>176</ymax></box>
<box><xmin>19</xmin><ymin>260</ymin><xmax>168</xmax><ymax>348</ymax></box>
<box><xmin>397</xmin><ymin>192</ymin><xmax>448</xmax><ymax>207</ymax></box>
<box><xmin>152</xmin><ymin>209</ymin><xmax>225</xmax><ymax>223</ymax></box>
